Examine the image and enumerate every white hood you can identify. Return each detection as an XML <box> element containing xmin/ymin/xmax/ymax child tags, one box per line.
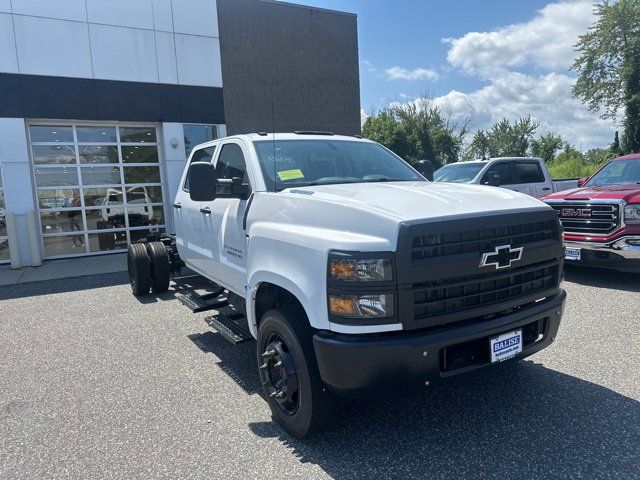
<box><xmin>284</xmin><ymin>181</ymin><xmax>549</xmax><ymax>222</ymax></box>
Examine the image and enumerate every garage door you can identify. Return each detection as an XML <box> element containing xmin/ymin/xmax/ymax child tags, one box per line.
<box><xmin>29</xmin><ymin>124</ymin><xmax>166</xmax><ymax>259</ymax></box>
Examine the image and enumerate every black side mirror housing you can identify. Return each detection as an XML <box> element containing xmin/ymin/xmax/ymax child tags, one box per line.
<box><xmin>188</xmin><ymin>162</ymin><xmax>217</xmax><ymax>201</ymax></box>
<box><xmin>417</xmin><ymin>159</ymin><xmax>434</xmax><ymax>181</ymax></box>
<box><xmin>577</xmin><ymin>177</ymin><xmax>588</xmax><ymax>187</ymax></box>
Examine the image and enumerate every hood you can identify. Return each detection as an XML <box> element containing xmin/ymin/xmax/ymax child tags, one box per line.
<box><xmin>283</xmin><ymin>181</ymin><xmax>549</xmax><ymax>221</ymax></box>
<box><xmin>544</xmin><ymin>184</ymin><xmax>640</xmax><ymax>204</ymax></box>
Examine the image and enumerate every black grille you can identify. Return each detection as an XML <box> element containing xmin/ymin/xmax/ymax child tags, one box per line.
<box><xmin>412</xmin><ymin>260</ymin><xmax>559</xmax><ymax>320</ymax></box>
<box><xmin>411</xmin><ymin>219</ymin><xmax>558</xmax><ymax>260</ymax></box>
<box><xmin>549</xmin><ymin>202</ymin><xmax>620</xmax><ymax>235</ymax></box>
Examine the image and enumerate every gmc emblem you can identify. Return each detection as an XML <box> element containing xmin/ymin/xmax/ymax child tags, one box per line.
<box><xmin>561</xmin><ymin>208</ymin><xmax>592</xmax><ymax>217</ymax></box>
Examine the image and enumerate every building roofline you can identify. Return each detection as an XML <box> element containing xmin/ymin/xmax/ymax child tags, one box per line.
<box><xmin>257</xmin><ymin>0</ymin><xmax>357</xmax><ymax>17</ymax></box>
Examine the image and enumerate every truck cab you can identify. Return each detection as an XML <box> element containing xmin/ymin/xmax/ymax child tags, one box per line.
<box><xmin>544</xmin><ymin>153</ymin><xmax>640</xmax><ymax>272</ymax></box>
<box><xmin>434</xmin><ymin>157</ymin><xmax>577</xmax><ymax>198</ymax></box>
<box><xmin>131</xmin><ymin>133</ymin><xmax>566</xmax><ymax>438</ymax></box>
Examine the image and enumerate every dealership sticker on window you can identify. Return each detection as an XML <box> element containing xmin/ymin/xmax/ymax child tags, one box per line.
<box><xmin>277</xmin><ymin>169</ymin><xmax>304</xmax><ymax>181</ymax></box>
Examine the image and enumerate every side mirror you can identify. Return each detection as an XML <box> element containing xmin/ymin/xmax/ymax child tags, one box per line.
<box><xmin>417</xmin><ymin>159</ymin><xmax>434</xmax><ymax>181</ymax></box>
<box><xmin>577</xmin><ymin>177</ymin><xmax>588</xmax><ymax>187</ymax></box>
<box><xmin>216</xmin><ymin>177</ymin><xmax>250</xmax><ymax>200</ymax></box>
<box><xmin>188</xmin><ymin>162</ymin><xmax>217</xmax><ymax>201</ymax></box>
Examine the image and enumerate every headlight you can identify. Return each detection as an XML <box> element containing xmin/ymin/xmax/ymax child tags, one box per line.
<box><xmin>328</xmin><ymin>254</ymin><xmax>393</xmax><ymax>282</ymax></box>
<box><xmin>329</xmin><ymin>294</ymin><xmax>394</xmax><ymax>318</ymax></box>
<box><xmin>624</xmin><ymin>204</ymin><xmax>640</xmax><ymax>224</ymax></box>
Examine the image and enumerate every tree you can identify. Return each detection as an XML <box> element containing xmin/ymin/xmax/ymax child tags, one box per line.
<box><xmin>572</xmin><ymin>0</ymin><xmax>640</xmax><ymax>153</ymax></box>
<box><xmin>530</xmin><ymin>133</ymin><xmax>566</xmax><ymax>163</ymax></box>
<box><xmin>465</xmin><ymin>116</ymin><xmax>539</xmax><ymax>159</ymax></box>
<box><xmin>362</xmin><ymin>96</ymin><xmax>468</xmax><ymax>168</ymax></box>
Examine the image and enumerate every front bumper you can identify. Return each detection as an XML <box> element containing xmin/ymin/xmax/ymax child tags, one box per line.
<box><xmin>313</xmin><ymin>290</ymin><xmax>565</xmax><ymax>396</ymax></box>
<box><xmin>564</xmin><ymin>237</ymin><xmax>640</xmax><ymax>272</ymax></box>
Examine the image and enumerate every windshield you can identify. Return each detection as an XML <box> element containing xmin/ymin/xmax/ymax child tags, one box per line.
<box><xmin>253</xmin><ymin>139</ymin><xmax>424</xmax><ymax>191</ymax></box>
<box><xmin>433</xmin><ymin>163</ymin><xmax>485</xmax><ymax>183</ymax></box>
<box><xmin>587</xmin><ymin>159</ymin><xmax>640</xmax><ymax>187</ymax></box>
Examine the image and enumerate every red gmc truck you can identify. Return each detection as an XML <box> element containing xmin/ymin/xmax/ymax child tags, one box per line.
<box><xmin>543</xmin><ymin>153</ymin><xmax>640</xmax><ymax>272</ymax></box>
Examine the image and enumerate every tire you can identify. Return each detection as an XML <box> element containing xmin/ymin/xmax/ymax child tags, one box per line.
<box><xmin>127</xmin><ymin>243</ymin><xmax>151</xmax><ymax>296</ymax></box>
<box><xmin>146</xmin><ymin>241</ymin><xmax>170</xmax><ymax>293</ymax></box>
<box><xmin>257</xmin><ymin>306</ymin><xmax>334</xmax><ymax>438</ymax></box>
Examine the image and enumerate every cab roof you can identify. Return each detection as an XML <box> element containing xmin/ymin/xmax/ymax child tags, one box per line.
<box><xmin>613</xmin><ymin>153</ymin><xmax>640</xmax><ymax>161</ymax></box>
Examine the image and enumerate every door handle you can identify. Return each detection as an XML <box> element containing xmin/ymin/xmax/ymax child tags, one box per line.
<box><xmin>200</xmin><ymin>207</ymin><xmax>211</xmax><ymax>215</ymax></box>
<box><xmin>542</xmin><ymin>187</ymin><xmax>551</xmax><ymax>191</ymax></box>
<box><xmin>173</xmin><ymin>203</ymin><xmax>182</xmax><ymax>209</ymax></box>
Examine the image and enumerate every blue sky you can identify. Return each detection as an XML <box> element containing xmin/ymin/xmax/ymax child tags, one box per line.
<box><xmin>288</xmin><ymin>0</ymin><xmax>617</xmax><ymax>150</ymax></box>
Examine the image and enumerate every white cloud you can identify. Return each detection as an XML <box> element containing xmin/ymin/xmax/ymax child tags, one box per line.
<box><xmin>385</xmin><ymin>66</ymin><xmax>439</xmax><ymax>81</ymax></box>
<box><xmin>360</xmin><ymin>108</ymin><xmax>368</xmax><ymax>125</ymax></box>
<box><xmin>444</xmin><ymin>0</ymin><xmax>594</xmax><ymax>75</ymax></box>
<box><xmin>432</xmin><ymin>71</ymin><xmax>616</xmax><ymax>150</ymax></box>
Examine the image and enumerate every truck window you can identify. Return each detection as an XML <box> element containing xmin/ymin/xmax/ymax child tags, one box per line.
<box><xmin>482</xmin><ymin>162</ymin><xmax>513</xmax><ymax>186</ymax></box>
<box><xmin>184</xmin><ymin>146</ymin><xmax>216</xmax><ymax>192</ymax></box>
<box><xmin>514</xmin><ymin>162</ymin><xmax>545</xmax><ymax>184</ymax></box>
<box><xmin>215</xmin><ymin>143</ymin><xmax>250</xmax><ymax>194</ymax></box>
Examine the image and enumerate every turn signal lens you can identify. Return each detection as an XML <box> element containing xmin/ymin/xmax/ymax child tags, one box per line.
<box><xmin>329</xmin><ymin>294</ymin><xmax>394</xmax><ymax>318</ymax></box>
<box><xmin>329</xmin><ymin>258</ymin><xmax>392</xmax><ymax>282</ymax></box>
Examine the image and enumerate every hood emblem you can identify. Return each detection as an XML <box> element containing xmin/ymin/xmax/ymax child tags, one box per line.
<box><xmin>479</xmin><ymin>244</ymin><xmax>523</xmax><ymax>270</ymax></box>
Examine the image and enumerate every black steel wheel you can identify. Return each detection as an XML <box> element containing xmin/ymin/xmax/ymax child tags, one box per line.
<box><xmin>127</xmin><ymin>243</ymin><xmax>151</xmax><ymax>296</ymax></box>
<box><xmin>146</xmin><ymin>241</ymin><xmax>170</xmax><ymax>293</ymax></box>
<box><xmin>257</xmin><ymin>306</ymin><xmax>334</xmax><ymax>438</ymax></box>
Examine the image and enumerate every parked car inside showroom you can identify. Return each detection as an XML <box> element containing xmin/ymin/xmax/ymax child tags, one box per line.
<box><xmin>543</xmin><ymin>153</ymin><xmax>640</xmax><ymax>272</ymax></box>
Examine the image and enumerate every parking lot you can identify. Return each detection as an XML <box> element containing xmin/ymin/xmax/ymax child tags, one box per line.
<box><xmin>1</xmin><ymin>266</ymin><xmax>638</xmax><ymax>480</ymax></box>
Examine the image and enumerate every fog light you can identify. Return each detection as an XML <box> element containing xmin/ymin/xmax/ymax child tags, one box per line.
<box><xmin>329</xmin><ymin>294</ymin><xmax>394</xmax><ymax>318</ymax></box>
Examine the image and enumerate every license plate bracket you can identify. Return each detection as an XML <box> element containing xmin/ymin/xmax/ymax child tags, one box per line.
<box><xmin>565</xmin><ymin>247</ymin><xmax>581</xmax><ymax>261</ymax></box>
<box><xmin>490</xmin><ymin>329</ymin><xmax>523</xmax><ymax>363</ymax></box>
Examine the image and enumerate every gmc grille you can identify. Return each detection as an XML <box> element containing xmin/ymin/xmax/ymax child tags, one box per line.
<box><xmin>549</xmin><ymin>202</ymin><xmax>620</xmax><ymax>236</ymax></box>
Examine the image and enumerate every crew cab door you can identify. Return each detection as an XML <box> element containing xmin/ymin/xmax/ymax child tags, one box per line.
<box><xmin>513</xmin><ymin>160</ymin><xmax>550</xmax><ymax>197</ymax></box>
<box><xmin>173</xmin><ymin>145</ymin><xmax>217</xmax><ymax>270</ymax></box>
<box><xmin>200</xmin><ymin>140</ymin><xmax>252</xmax><ymax>294</ymax></box>
<box><xmin>480</xmin><ymin>161</ymin><xmax>518</xmax><ymax>191</ymax></box>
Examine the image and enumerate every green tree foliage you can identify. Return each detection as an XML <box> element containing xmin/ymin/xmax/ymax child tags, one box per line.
<box><xmin>572</xmin><ymin>0</ymin><xmax>640</xmax><ymax>153</ymax></box>
<box><xmin>362</xmin><ymin>96</ymin><xmax>468</xmax><ymax>168</ymax></box>
<box><xmin>547</xmin><ymin>145</ymin><xmax>602</xmax><ymax>179</ymax></box>
<box><xmin>465</xmin><ymin>117</ymin><xmax>539</xmax><ymax>159</ymax></box>
<box><xmin>530</xmin><ymin>133</ymin><xmax>566</xmax><ymax>163</ymax></box>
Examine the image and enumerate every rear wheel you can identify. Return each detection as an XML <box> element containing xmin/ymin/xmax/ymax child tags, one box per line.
<box><xmin>146</xmin><ymin>241</ymin><xmax>170</xmax><ymax>293</ymax></box>
<box><xmin>257</xmin><ymin>306</ymin><xmax>334</xmax><ymax>438</ymax></box>
<box><xmin>127</xmin><ymin>243</ymin><xmax>151</xmax><ymax>296</ymax></box>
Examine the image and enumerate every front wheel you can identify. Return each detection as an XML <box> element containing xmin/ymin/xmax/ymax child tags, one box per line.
<box><xmin>257</xmin><ymin>307</ymin><xmax>334</xmax><ymax>438</ymax></box>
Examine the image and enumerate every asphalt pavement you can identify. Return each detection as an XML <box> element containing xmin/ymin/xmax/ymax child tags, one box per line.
<box><xmin>0</xmin><ymin>266</ymin><xmax>638</xmax><ymax>479</ymax></box>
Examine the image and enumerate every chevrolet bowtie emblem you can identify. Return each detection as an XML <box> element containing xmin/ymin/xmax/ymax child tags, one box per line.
<box><xmin>479</xmin><ymin>244</ymin><xmax>523</xmax><ymax>269</ymax></box>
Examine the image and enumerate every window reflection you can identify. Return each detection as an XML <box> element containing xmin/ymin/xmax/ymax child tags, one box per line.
<box><xmin>83</xmin><ymin>187</ymin><xmax>123</xmax><ymax>207</ymax></box>
<box><xmin>120</xmin><ymin>127</ymin><xmax>156</xmax><ymax>143</ymax></box>
<box><xmin>32</xmin><ymin>145</ymin><xmax>76</xmax><ymax>164</ymax></box>
<box><xmin>37</xmin><ymin>189</ymin><xmax>80</xmax><ymax>209</ymax></box>
<box><xmin>124</xmin><ymin>166</ymin><xmax>160</xmax><ymax>184</ymax></box>
<box><xmin>121</xmin><ymin>146</ymin><xmax>158</xmax><ymax>163</ymax></box>
<box><xmin>40</xmin><ymin>210</ymin><xmax>84</xmax><ymax>234</ymax></box>
<box><xmin>34</xmin><ymin>166</ymin><xmax>79</xmax><ymax>187</ymax></box>
<box><xmin>30</xmin><ymin>125</ymin><xmax>74</xmax><ymax>143</ymax></box>
<box><xmin>184</xmin><ymin>124</ymin><xmax>217</xmax><ymax>157</ymax></box>
<box><xmin>79</xmin><ymin>145</ymin><xmax>119</xmax><ymax>164</ymax></box>
<box><xmin>77</xmin><ymin>126</ymin><xmax>117</xmax><ymax>143</ymax></box>
<box><xmin>80</xmin><ymin>166</ymin><xmax>121</xmax><ymax>186</ymax></box>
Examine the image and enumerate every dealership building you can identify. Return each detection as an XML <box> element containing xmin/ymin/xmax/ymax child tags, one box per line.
<box><xmin>0</xmin><ymin>0</ymin><xmax>360</xmax><ymax>266</ymax></box>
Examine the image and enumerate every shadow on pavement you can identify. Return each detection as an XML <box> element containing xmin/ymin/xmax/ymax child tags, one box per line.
<box><xmin>134</xmin><ymin>272</ymin><xmax>224</xmax><ymax>305</ymax></box>
<box><xmin>245</xmin><ymin>361</ymin><xmax>638</xmax><ymax>480</ymax></box>
<box><xmin>564</xmin><ymin>265</ymin><xmax>640</xmax><ymax>292</ymax></box>
<box><xmin>0</xmin><ymin>271</ymin><xmax>129</xmax><ymax>300</ymax></box>
<box><xmin>186</xmin><ymin>329</ymin><xmax>639</xmax><ymax>479</ymax></box>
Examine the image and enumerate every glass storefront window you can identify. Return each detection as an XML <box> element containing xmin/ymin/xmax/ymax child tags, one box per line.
<box><xmin>124</xmin><ymin>166</ymin><xmax>160</xmax><ymax>184</ymax></box>
<box><xmin>0</xmin><ymin>166</ymin><xmax>7</xmax><ymax>259</ymax></box>
<box><xmin>32</xmin><ymin>145</ymin><xmax>76</xmax><ymax>164</ymax></box>
<box><xmin>120</xmin><ymin>127</ymin><xmax>156</xmax><ymax>143</ymax></box>
<box><xmin>76</xmin><ymin>126</ymin><xmax>117</xmax><ymax>143</ymax></box>
<box><xmin>34</xmin><ymin>166</ymin><xmax>79</xmax><ymax>187</ymax></box>
<box><xmin>184</xmin><ymin>124</ymin><xmax>217</xmax><ymax>157</ymax></box>
<box><xmin>29</xmin><ymin>125</ymin><xmax>74</xmax><ymax>143</ymax></box>
<box><xmin>79</xmin><ymin>145</ymin><xmax>119</xmax><ymax>164</ymax></box>
<box><xmin>80</xmin><ymin>166</ymin><xmax>121</xmax><ymax>186</ymax></box>
<box><xmin>30</xmin><ymin>124</ymin><xmax>166</xmax><ymax>258</ymax></box>
<box><xmin>37</xmin><ymin>189</ymin><xmax>80</xmax><ymax>209</ymax></box>
<box><xmin>40</xmin><ymin>210</ymin><xmax>85</xmax><ymax>234</ymax></box>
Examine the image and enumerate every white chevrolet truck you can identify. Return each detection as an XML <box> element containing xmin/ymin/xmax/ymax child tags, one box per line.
<box><xmin>127</xmin><ymin>132</ymin><xmax>566</xmax><ymax>438</ymax></box>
